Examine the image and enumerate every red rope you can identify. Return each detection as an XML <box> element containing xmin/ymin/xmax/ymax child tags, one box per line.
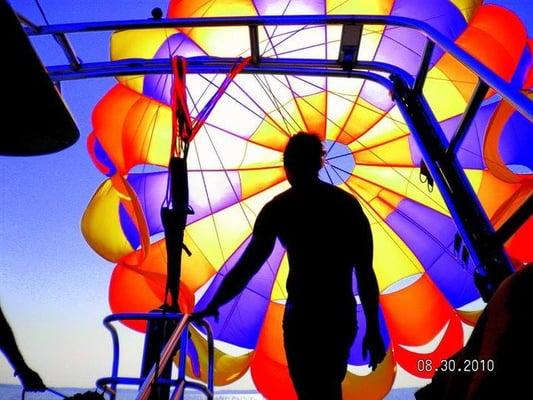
<box><xmin>170</xmin><ymin>55</ymin><xmax>251</xmax><ymax>155</ymax></box>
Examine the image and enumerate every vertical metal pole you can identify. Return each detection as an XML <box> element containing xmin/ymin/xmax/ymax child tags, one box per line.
<box><xmin>413</xmin><ymin>39</ymin><xmax>435</xmax><ymax>93</ymax></box>
<box><xmin>391</xmin><ymin>74</ymin><xmax>514</xmax><ymax>299</ymax></box>
<box><xmin>447</xmin><ymin>80</ymin><xmax>490</xmax><ymax>156</ymax></box>
<box><xmin>249</xmin><ymin>25</ymin><xmax>260</xmax><ymax>64</ymax></box>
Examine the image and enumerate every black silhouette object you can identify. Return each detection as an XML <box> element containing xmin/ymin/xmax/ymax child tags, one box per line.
<box><xmin>195</xmin><ymin>132</ymin><xmax>385</xmax><ymax>399</ymax></box>
<box><xmin>416</xmin><ymin>262</ymin><xmax>533</xmax><ymax>400</ymax></box>
<box><xmin>0</xmin><ymin>305</ymin><xmax>46</xmax><ymax>391</ymax></box>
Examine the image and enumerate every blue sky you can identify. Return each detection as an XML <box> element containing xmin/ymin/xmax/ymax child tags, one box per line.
<box><xmin>1</xmin><ymin>0</ymin><xmax>531</xmax><ymax>390</ymax></box>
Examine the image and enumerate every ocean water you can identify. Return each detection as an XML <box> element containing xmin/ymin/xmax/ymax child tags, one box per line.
<box><xmin>0</xmin><ymin>384</ymin><xmax>417</xmax><ymax>399</ymax></box>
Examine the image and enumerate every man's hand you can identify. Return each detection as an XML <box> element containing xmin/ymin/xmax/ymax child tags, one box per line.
<box><xmin>362</xmin><ymin>329</ymin><xmax>386</xmax><ymax>371</ymax></box>
<box><xmin>16</xmin><ymin>366</ymin><xmax>46</xmax><ymax>392</ymax></box>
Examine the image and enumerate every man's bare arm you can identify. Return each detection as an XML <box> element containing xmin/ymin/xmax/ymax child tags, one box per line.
<box><xmin>201</xmin><ymin>233</ymin><xmax>276</xmax><ymax>314</ymax></box>
<box><xmin>352</xmin><ymin>201</ymin><xmax>385</xmax><ymax>370</ymax></box>
<box><xmin>353</xmin><ymin>210</ymin><xmax>380</xmax><ymax>332</ymax></box>
<box><xmin>197</xmin><ymin>204</ymin><xmax>277</xmax><ymax>316</ymax></box>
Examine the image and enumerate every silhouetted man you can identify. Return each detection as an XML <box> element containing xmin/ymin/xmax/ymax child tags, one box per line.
<box><xmin>196</xmin><ymin>132</ymin><xmax>385</xmax><ymax>399</ymax></box>
<box><xmin>0</xmin><ymin>305</ymin><xmax>46</xmax><ymax>391</ymax></box>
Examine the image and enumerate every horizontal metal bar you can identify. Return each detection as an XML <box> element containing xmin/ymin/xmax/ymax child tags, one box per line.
<box><xmin>47</xmin><ymin>56</ymin><xmax>411</xmax><ymax>81</ymax></box>
<box><xmin>46</xmin><ymin>57</ymin><xmax>397</xmax><ymax>89</ymax></box>
<box><xmin>97</xmin><ymin>376</ymin><xmax>178</xmax><ymax>387</ymax></box>
<box><xmin>103</xmin><ymin>312</ymin><xmax>185</xmax><ymax>323</ymax></box>
<box><xmin>25</xmin><ymin>14</ymin><xmax>531</xmax><ymax>120</ymax></box>
<box><xmin>25</xmin><ymin>14</ymin><xmax>423</xmax><ymax>34</ymax></box>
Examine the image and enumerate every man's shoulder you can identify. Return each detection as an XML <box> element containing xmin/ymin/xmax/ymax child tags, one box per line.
<box><xmin>322</xmin><ymin>182</ymin><xmax>358</xmax><ymax>203</ymax></box>
<box><xmin>260</xmin><ymin>189</ymin><xmax>291</xmax><ymax>215</ymax></box>
<box><xmin>268</xmin><ymin>187</ymin><xmax>294</xmax><ymax>205</ymax></box>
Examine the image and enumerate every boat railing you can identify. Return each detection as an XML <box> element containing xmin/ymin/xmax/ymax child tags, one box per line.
<box><xmin>96</xmin><ymin>312</ymin><xmax>214</xmax><ymax>400</ymax></box>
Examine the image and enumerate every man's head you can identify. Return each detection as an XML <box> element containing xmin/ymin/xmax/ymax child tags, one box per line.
<box><xmin>283</xmin><ymin>132</ymin><xmax>325</xmax><ymax>186</ymax></box>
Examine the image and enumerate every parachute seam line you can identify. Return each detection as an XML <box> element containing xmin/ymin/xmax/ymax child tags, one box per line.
<box><xmin>424</xmin><ymin>75</ymin><xmax>478</xmax><ymax>85</ymax></box>
<box><xmin>334</xmin><ymin>167</ymin><xmax>423</xmax><ymax>272</ymax></box>
<box><xmin>267</xmin><ymin>73</ymin><xmax>377</xmax><ymax>143</ymax></box>
<box><xmin>182</xmin><ymin>180</ymin><xmax>287</xmax><ymax>229</ymax></box>
<box><xmin>230</xmin><ymin>79</ymin><xmax>291</xmax><ymax>137</ymax></box>
<box><xmin>34</xmin><ymin>0</ymin><xmax>50</xmax><ymax>24</ymax></box>
<box><xmin>323</xmin><ymin>9</ymin><xmax>453</xmax><ymax>158</ymax></box>
<box><xmin>255</xmin><ymin>0</ymin><xmax>295</xmax><ymax>53</ymax></box>
<box><xmin>264</xmin><ymin>74</ymin><xmax>306</xmax><ymax>133</ymax></box>
<box><xmin>325</xmin><ymin>22</ymin><xmax>389</xmax><ymax>157</ymax></box>
<box><xmin>262</xmin><ymin>25</ymin><xmax>321</xmax><ymax>56</ymax></box>
<box><xmin>186</xmin><ymin>87</ymin><xmax>254</xmax><ymax>231</ymax></box>
<box><xmin>254</xmin><ymin>75</ymin><xmax>293</xmax><ymax>132</ymax></box>
<box><xmin>327</xmin><ymin>134</ymin><xmax>411</xmax><ymax>161</ymax></box>
<box><xmin>287</xmin><ymin>75</ymin><xmax>369</xmax><ymax>106</ymax></box>
<box><xmin>201</xmin><ymin>119</ymin><xmax>285</xmax><ymax>153</ymax></box>
<box><xmin>333</xmin><ymin>163</ymin><xmax>448</xmax><ymax>217</ymax></box>
<box><xmin>252</xmin><ymin>75</ymin><xmax>294</xmax><ymax>133</ymax></box>
<box><xmin>348</xmin><ymin>132</ymin><xmax>411</xmax><ymax>157</ymax></box>
<box><xmin>266</xmin><ymin>73</ymin><xmax>447</xmax><ymax>210</ymax></box>
<box><xmin>433</xmin><ymin>108</ymin><xmax>504</xmax><ymax>167</ymax></box>
<box><xmin>367</xmin><ymin>180</ymin><xmax>465</xmax><ymax>263</ymax></box>
<box><xmin>323</xmin><ymin>165</ymin><xmax>335</xmax><ymax>185</ymax></box>
<box><xmin>267</xmin><ymin>73</ymin><xmax>452</xmax><ymax>211</ymax></box>
<box><xmin>196</xmin><ymin>74</ymin><xmax>290</xmax><ymax>138</ymax></box>
<box><xmin>188</xmin><ymin>98</ymin><xmax>287</xmax><ymax>298</ymax></box>
<box><xmin>272</xmin><ymin>37</ymin><xmax>345</xmax><ymax>58</ymax></box>
<box><xmin>189</xmin><ymin>130</ymin><xmax>228</xmax><ymax>267</ymax></box>
<box><xmin>251</xmin><ymin>0</ymin><xmax>310</xmax><ymax>134</ymax></box>
<box><xmin>253</xmin><ymin>74</ymin><xmax>302</xmax><ymax>134</ymax></box>
<box><xmin>345</xmin><ymin>163</ymin><xmax>448</xmax><ymax>215</ymax></box>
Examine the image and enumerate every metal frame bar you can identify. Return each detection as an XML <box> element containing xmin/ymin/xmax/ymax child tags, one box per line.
<box><xmin>447</xmin><ymin>80</ymin><xmax>490</xmax><ymax>156</ymax></box>
<box><xmin>391</xmin><ymin>74</ymin><xmax>513</xmax><ymax>291</ymax></box>
<box><xmin>23</xmin><ymin>14</ymin><xmax>533</xmax><ymax>119</ymax></box>
<box><xmin>413</xmin><ymin>39</ymin><xmax>435</xmax><ymax>93</ymax></box>
<box><xmin>45</xmin><ymin>57</ymin><xmax>412</xmax><ymax>85</ymax></box>
<box><xmin>248</xmin><ymin>25</ymin><xmax>260</xmax><ymax>64</ymax></box>
<box><xmin>20</xmin><ymin>12</ymin><xmax>531</xmax><ymax>297</ymax></box>
<box><xmin>97</xmin><ymin>313</ymin><xmax>214</xmax><ymax>400</ymax></box>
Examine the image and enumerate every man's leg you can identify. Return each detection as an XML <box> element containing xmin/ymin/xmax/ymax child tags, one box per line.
<box><xmin>283</xmin><ymin>315</ymin><xmax>352</xmax><ymax>400</ymax></box>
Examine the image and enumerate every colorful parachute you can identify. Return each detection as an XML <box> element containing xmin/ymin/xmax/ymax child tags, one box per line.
<box><xmin>82</xmin><ymin>0</ymin><xmax>532</xmax><ymax>398</ymax></box>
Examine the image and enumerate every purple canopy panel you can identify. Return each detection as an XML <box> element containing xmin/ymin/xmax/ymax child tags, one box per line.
<box><xmin>143</xmin><ymin>32</ymin><xmax>206</xmax><ymax>105</ymax></box>
<box><xmin>386</xmin><ymin>199</ymin><xmax>479</xmax><ymax>308</ymax></box>
<box><xmin>409</xmin><ymin>102</ymin><xmax>498</xmax><ymax>168</ymax></box>
<box><xmin>197</xmin><ymin>238</ymin><xmax>286</xmax><ymax>349</ymax></box>
<box><xmin>122</xmin><ymin>170</ymin><xmax>243</xmax><ymax>242</ymax></box>
<box><xmin>360</xmin><ymin>0</ymin><xmax>466</xmax><ymax>109</ymax></box>
<box><xmin>499</xmin><ymin>111</ymin><xmax>533</xmax><ymax>174</ymax></box>
<box><xmin>253</xmin><ymin>0</ymin><xmax>324</xmax><ymax>16</ymax></box>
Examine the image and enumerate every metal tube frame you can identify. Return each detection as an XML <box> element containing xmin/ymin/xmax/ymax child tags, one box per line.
<box><xmin>23</xmin><ymin>14</ymin><xmax>532</xmax><ymax>119</ymax></box>
<box><xmin>447</xmin><ymin>80</ymin><xmax>490</xmax><ymax>156</ymax></box>
<box><xmin>21</xmin><ymin>12</ymin><xmax>531</xmax><ymax>299</ymax></box>
<box><xmin>97</xmin><ymin>313</ymin><xmax>214</xmax><ymax>400</ymax></box>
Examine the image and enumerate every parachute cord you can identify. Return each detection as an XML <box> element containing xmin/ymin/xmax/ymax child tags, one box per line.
<box><xmin>34</xmin><ymin>0</ymin><xmax>50</xmax><ymax>24</ymax></box>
